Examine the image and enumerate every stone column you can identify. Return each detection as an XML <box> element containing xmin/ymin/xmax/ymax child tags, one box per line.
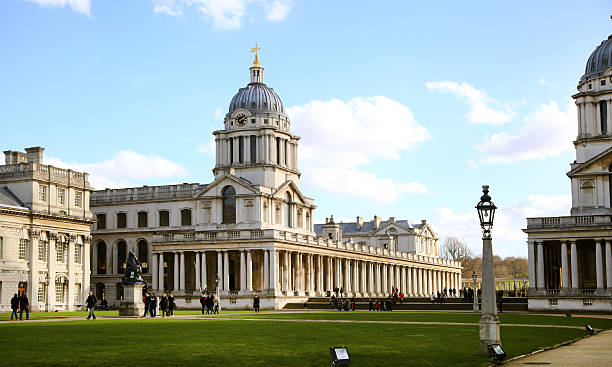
<box><xmin>561</xmin><ymin>241</ymin><xmax>569</xmax><ymax>289</ymax></box>
<box><xmin>344</xmin><ymin>258</ymin><xmax>350</xmax><ymax>295</ymax></box>
<box><xmin>527</xmin><ymin>241</ymin><xmax>535</xmax><ymax>290</ymax></box>
<box><xmin>83</xmin><ymin>237</ymin><xmax>91</xmax><ymax>306</ymax></box>
<box><xmin>288</xmin><ymin>251</ymin><xmax>293</xmax><ymax>293</ymax></box>
<box><xmin>158</xmin><ymin>253</ymin><xmax>164</xmax><ymax>290</ymax></box>
<box><xmin>361</xmin><ymin>261</ymin><xmax>367</xmax><ymax>295</ymax></box>
<box><xmin>240</xmin><ymin>251</ymin><xmax>246</xmax><ymax>292</ymax></box>
<box><xmin>606</xmin><ymin>240</ymin><xmax>612</xmax><ymax>289</ymax></box>
<box><xmin>223</xmin><ymin>251</ymin><xmax>230</xmax><ymax>291</ymax></box>
<box><xmin>325</xmin><ymin>256</ymin><xmax>331</xmax><ymax>293</ymax></box>
<box><xmin>571</xmin><ymin>241</ymin><xmax>578</xmax><ymax>289</ymax></box>
<box><xmin>217</xmin><ymin>251</ymin><xmax>223</xmax><ymax>291</ymax></box>
<box><xmin>283</xmin><ymin>251</ymin><xmax>289</xmax><ymax>292</ymax></box>
<box><xmin>269</xmin><ymin>250</ymin><xmax>277</xmax><ymax>295</ymax></box>
<box><xmin>247</xmin><ymin>250</ymin><xmax>253</xmax><ymax>292</ymax></box>
<box><xmin>479</xmin><ymin>236</ymin><xmax>500</xmax><ymax>355</ymax></box>
<box><xmin>47</xmin><ymin>233</ymin><xmax>57</xmax><ymax>311</ymax></box>
<box><xmin>28</xmin><ymin>230</ymin><xmax>39</xmax><ymax>310</ymax></box>
<box><xmin>152</xmin><ymin>253</ymin><xmax>159</xmax><ymax>290</ymax></box>
<box><xmin>173</xmin><ymin>252</ymin><xmax>179</xmax><ymax>291</ymax></box>
<box><xmin>113</xmin><ymin>243</ymin><xmax>119</xmax><ymax>275</ymax></box>
<box><xmin>264</xmin><ymin>249</ymin><xmax>270</xmax><ymax>290</ymax></box>
<box><xmin>179</xmin><ymin>251</ymin><xmax>185</xmax><ymax>291</ymax></box>
<box><xmin>353</xmin><ymin>260</ymin><xmax>359</xmax><ymax>296</ymax></box>
<box><xmin>536</xmin><ymin>242</ymin><xmax>545</xmax><ymax>289</ymax></box>
<box><xmin>596</xmin><ymin>240</ymin><xmax>604</xmax><ymax>289</ymax></box>
<box><xmin>400</xmin><ymin>267</ymin><xmax>406</xmax><ymax>295</ymax></box>
<box><xmin>195</xmin><ymin>252</ymin><xmax>201</xmax><ymax>291</ymax></box>
<box><xmin>201</xmin><ymin>252</ymin><xmax>207</xmax><ymax>291</ymax></box>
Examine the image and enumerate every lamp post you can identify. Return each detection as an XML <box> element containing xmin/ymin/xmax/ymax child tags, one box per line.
<box><xmin>476</xmin><ymin>185</ymin><xmax>500</xmax><ymax>355</ymax></box>
<box><xmin>472</xmin><ymin>270</ymin><xmax>479</xmax><ymax>312</ymax></box>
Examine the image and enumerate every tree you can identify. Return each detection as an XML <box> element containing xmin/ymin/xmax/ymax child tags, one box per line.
<box><xmin>439</xmin><ymin>237</ymin><xmax>473</xmax><ymax>263</ymax></box>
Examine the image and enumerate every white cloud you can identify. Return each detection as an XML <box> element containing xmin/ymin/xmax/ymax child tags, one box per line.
<box><xmin>289</xmin><ymin>96</ymin><xmax>430</xmax><ymax>204</ymax></box>
<box><xmin>46</xmin><ymin>151</ymin><xmax>188</xmax><ymax>190</ymax></box>
<box><xmin>152</xmin><ymin>0</ymin><xmax>291</xmax><ymax>29</ymax></box>
<box><xmin>426</xmin><ymin>81</ymin><xmax>514</xmax><ymax>125</ymax></box>
<box><xmin>433</xmin><ymin>194</ymin><xmax>571</xmax><ymax>257</ymax></box>
<box><xmin>476</xmin><ymin>100</ymin><xmax>576</xmax><ymax>163</ymax></box>
<box><xmin>25</xmin><ymin>0</ymin><xmax>91</xmax><ymax>15</ymax></box>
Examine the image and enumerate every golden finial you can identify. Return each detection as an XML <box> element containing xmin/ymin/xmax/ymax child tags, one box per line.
<box><xmin>251</xmin><ymin>43</ymin><xmax>261</xmax><ymax>67</ymax></box>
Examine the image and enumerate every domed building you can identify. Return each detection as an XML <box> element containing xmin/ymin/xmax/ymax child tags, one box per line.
<box><xmin>524</xmin><ymin>34</ymin><xmax>612</xmax><ymax>312</ymax></box>
<box><xmin>88</xmin><ymin>50</ymin><xmax>461</xmax><ymax>310</ymax></box>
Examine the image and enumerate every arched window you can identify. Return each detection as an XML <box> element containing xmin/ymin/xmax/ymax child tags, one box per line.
<box><xmin>137</xmin><ymin>240</ymin><xmax>148</xmax><ymax>274</ymax></box>
<box><xmin>297</xmin><ymin>209</ymin><xmax>303</xmax><ymax>228</ymax></box>
<box><xmin>117</xmin><ymin>240</ymin><xmax>127</xmax><ymax>274</ymax></box>
<box><xmin>96</xmin><ymin>241</ymin><xmax>107</xmax><ymax>274</ymax></box>
<box><xmin>222</xmin><ymin>186</ymin><xmax>236</xmax><ymax>224</ymax></box>
<box><xmin>285</xmin><ymin>192</ymin><xmax>292</xmax><ymax>228</ymax></box>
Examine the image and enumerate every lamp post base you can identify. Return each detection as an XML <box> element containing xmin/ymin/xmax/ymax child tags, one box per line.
<box><xmin>479</xmin><ymin>314</ymin><xmax>501</xmax><ymax>355</ymax></box>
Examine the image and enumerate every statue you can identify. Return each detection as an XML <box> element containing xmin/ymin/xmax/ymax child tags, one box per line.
<box><xmin>123</xmin><ymin>251</ymin><xmax>144</xmax><ymax>284</ymax></box>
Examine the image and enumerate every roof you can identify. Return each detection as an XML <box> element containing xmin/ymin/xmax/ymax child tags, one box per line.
<box><xmin>314</xmin><ymin>219</ymin><xmax>423</xmax><ymax>236</ymax></box>
<box><xmin>0</xmin><ymin>186</ymin><xmax>27</xmax><ymax>209</ymax></box>
<box><xmin>580</xmin><ymin>34</ymin><xmax>612</xmax><ymax>83</ymax></box>
<box><xmin>229</xmin><ymin>83</ymin><xmax>285</xmax><ymax>114</ymax></box>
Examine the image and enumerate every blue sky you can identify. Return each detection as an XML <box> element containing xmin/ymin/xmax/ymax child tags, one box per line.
<box><xmin>1</xmin><ymin>0</ymin><xmax>610</xmax><ymax>257</ymax></box>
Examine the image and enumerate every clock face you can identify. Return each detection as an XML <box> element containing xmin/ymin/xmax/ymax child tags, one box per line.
<box><xmin>236</xmin><ymin>114</ymin><xmax>247</xmax><ymax>127</ymax></box>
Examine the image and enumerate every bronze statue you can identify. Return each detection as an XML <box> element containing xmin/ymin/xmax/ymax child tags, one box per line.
<box><xmin>123</xmin><ymin>251</ymin><xmax>144</xmax><ymax>284</ymax></box>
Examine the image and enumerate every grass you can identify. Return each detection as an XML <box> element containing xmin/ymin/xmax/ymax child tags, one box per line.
<box><xmin>0</xmin><ymin>309</ymin><xmax>273</xmax><ymax>321</ymax></box>
<box><xmin>0</xmin><ymin>311</ymin><xmax>605</xmax><ymax>366</ymax></box>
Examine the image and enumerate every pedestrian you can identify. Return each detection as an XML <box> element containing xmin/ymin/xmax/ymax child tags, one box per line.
<box><xmin>143</xmin><ymin>292</ymin><xmax>150</xmax><ymax>317</ymax></box>
<box><xmin>351</xmin><ymin>299</ymin><xmax>356</xmax><ymax>311</ymax></box>
<box><xmin>200</xmin><ymin>293</ymin><xmax>207</xmax><ymax>314</ymax></box>
<box><xmin>160</xmin><ymin>293</ymin><xmax>168</xmax><ymax>317</ymax></box>
<box><xmin>497</xmin><ymin>296</ymin><xmax>503</xmax><ymax>313</ymax></box>
<box><xmin>430</xmin><ymin>292</ymin><xmax>435</xmax><ymax>304</ymax></box>
<box><xmin>213</xmin><ymin>296</ymin><xmax>220</xmax><ymax>314</ymax></box>
<box><xmin>19</xmin><ymin>293</ymin><xmax>29</xmax><ymax>320</ymax></box>
<box><xmin>207</xmin><ymin>294</ymin><xmax>214</xmax><ymax>314</ymax></box>
<box><xmin>10</xmin><ymin>293</ymin><xmax>19</xmax><ymax>321</ymax></box>
<box><xmin>86</xmin><ymin>291</ymin><xmax>97</xmax><ymax>320</ymax></box>
<box><xmin>253</xmin><ymin>295</ymin><xmax>260</xmax><ymax>313</ymax></box>
<box><xmin>168</xmin><ymin>293</ymin><xmax>175</xmax><ymax>316</ymax></box>
<box><xmin>340</xmin><ymin>286</ymin><xmax>344</xmax><ymax>298</ymax></box>
<box><xmin>368</xmin><ymin>299</ymin><xmax>374</xmax><ymax>311</ymax></box>
<box><xmin>375</xmin><ymin>300</ymin><xmax>380</xmax><ymax>311</ymax></box>
<box><xmin>150</xmin><ymin>293</ymin><xmax>158</xmax><ymax>317</ymax></box>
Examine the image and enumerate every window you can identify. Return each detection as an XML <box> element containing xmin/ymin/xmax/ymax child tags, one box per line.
<box><xmin>74</xmin><ymin>244</ymin><xmax>82</xmax><ymax>264</ymax></box>
<box><xmin>600</xmin><ymin>101</ymin><xmax>608</xmax><ymax>134</ymax></box>
<box><xmin>55</xmin><ymin>281</ymin><xmax>65</xmax><ymax>303</ymax></box>
<box><xmin>75</xmin><ymin>191</ymin><xmax>83</xmax><ymax>208</ymax></box>
<box><xmin>117</xmin><ymin>212</ymin><xmax>127</xmax><ymax>228</ymax></box>
<box><xmin>181</xmin><ymin>209</ymin><xmax>192</xmax><ymax>226</ymax></box>
<box><xmin>38</xmin><ymin>283</ymin><xmax>46</xmax><ymax>304</ymax></box>
<box><xmin>264</xmin><ymin>119</ymin><xmax>268</xmax><ymax>125</ymax></box>
<box><xmin>284</xmin><ymin>140</ymin><xmax>288</xmax><ymax>165</ymax></box>
<box><xmin>602</xmin><ymin>79</ymin><xmax>607</xmax><ymax>86</ymax></box>
<box><xmin>138</xmin><ymin>240</ymin><xmax>148</xmax><ymax>274</ymax></box>
<box><xmin>251</xmin><ymin>118</ymin><xmax>255</xmax><ymax>124</ymax></box>
<box><xmin>19</xmin><ymin>239</ymin><xmax>28</xmax><ymax>260</ymax></box>
<box><xmin>250</xmin><ymin>135</ymin><xmax>257</xmax><ymax>164</ymax></box>
<box><xmin>38</xmin><ymin>240</ymin><xmax>48</xmax><ymax>262</ymax></box>
<box><xmin>39</xmin><ymin>185</ymin><xmax>47</xmax><ymax>202</ymax></box>
<box><xmin>276</xmin><ymin>137</ymin><xmax>281</xmax><ymax>164</ymax></box>
<box><xmin>74</xmin><ymin>283</ymin><xmax>81</xmax><ymax>304</ymax></box>
<box><xmin>285</xmin><ymin>192</ymin><xmax>292</xmax><ymax>228</ymax></box>
<box><xmin>137</xmin><ymin>211</ymin><xmax>148</xmax><ymax>228</ymax></box>
<box><xmin>56</xmin><ymin>242</ymin><xmax>65</xmax><ymax>263</ymax></box>
<box><xmin>222</xmin><ymin>186</ymin><xmax>236</xmax><ymax>224</ymax></box>
<box><xmin>239</xmin><ymin>136</ymin><xmax>244</xmax><ymax>163</ymax></box>
<box><xmin>230</xmin><ymin>138</ymin><xmax>234</xmax><ymax>163</ymax></box>
<box><xmin>96</xmin><ymin>214</ymin><xmax>106</xmax><ymax>230</ymax></box>
<box><xmin>97</xmin><ymin>241</ymin><xmax>107</xmax><ymax>274</ymax></box>
<box><xmin>159</xmin><ymin>210</ymin><xmax>170</xmax><ymax>227</ymax></box>
<box><xmin>57</xmin><ymin>188</ymin><xmax>65</xmax><ymax>205</ymax></box>
<box><xmin>117</xmin><ymin>240</ymin><xmax>127</xmax><ymax>274</ymax></box>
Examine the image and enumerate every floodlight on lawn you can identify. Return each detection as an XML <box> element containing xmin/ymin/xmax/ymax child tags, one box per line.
<box><xmin>586</xmin><ymin>324</ymin><xmax>594</xmax><ymax>335</ymax></box>
<box><xmin>329</xmin><ymin>346</ymin><xmax>350</xmax><ymax>366</ymax></box>
<box><xmin>488</xmin><ymin>343</ymin><xmax>506</xmax><ymax>364</ymax></box>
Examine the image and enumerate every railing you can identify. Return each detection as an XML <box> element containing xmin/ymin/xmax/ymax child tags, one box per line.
<box><xmin>91</xmin><ymin>183</ymin><xmax>203</xmax><ymax>204</ymax></box>
<box><xmin>545</xmin><ymin>289</ymin><xmax>560</xmax><ymax>296</ymax></box>
<box><xmin>251</xmin><ymin>230</ymin><xmax>264</xmax><ymax>238</ymax></box>
<box><xmin>203</xmin><ymin>232</ymin><xmax>217</xmax><ymax>240</ymax></box>
<box><xmin>228</xmin><ymin>231</ymin><xmax>240</xmax><ymax>239</ymax></box>
<box><xmin>527</xmin><ymin>215</ymin><xmax>611</xmax><ymax>229</ymax></box>
<box><xmin>0</xmin><ymin>162</ymin><xmax>89</xmax><ymax>186</ymax></box>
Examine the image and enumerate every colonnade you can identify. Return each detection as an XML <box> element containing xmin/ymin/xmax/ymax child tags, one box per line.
<box><xmin>151</xmin><ymin>248</ymin><xmax>462</xmax><ymax>298</ymax></box>
<box><xmin>216</xmin><ymin>134</ymin><xmax>298</xmax><ymax>170</ymax></box>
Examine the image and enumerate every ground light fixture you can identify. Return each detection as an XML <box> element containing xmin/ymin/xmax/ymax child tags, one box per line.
<box><xmin>488</xmin><ymin>344</ymin><xmax>506</xmax><ymax>364</ymax></box>
<box><xmin>586</xmin><ymin>324</ymin><xmax>594</xmax><ymax>335</ymax></box>
<box><xmin>329</xmin><ymin>346</ymin><xmax>351</xmax><ymax>366</ymax></box>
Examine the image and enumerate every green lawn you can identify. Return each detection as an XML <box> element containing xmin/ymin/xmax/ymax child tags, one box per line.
<box><xmin>0</xmin><ymin>311</ymin><xmax>603</xmax><ymax>366</ymax></box>
<box><xmin>0</xmin><ymin>309</ymin><xmax>272</xmax><ymax>320</ymax></box>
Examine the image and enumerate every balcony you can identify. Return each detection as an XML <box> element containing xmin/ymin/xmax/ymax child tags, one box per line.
<box><xmin>526</xmin><ymin>215</ymin><xmax>612</xmax><ymax>230</ymax></box>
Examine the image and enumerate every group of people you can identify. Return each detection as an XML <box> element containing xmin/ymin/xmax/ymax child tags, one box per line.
<box><xmin>329</xmin><ymin>296</ymin><xmax>356</xmax><ymax>311</ymax></box>
<box><xmin>368</xmin><ymin>298</ymin><xmax>394</xmax><ymax>311</ymax></box>
<box><xmin>199</xmin><ymin>293</ymin><xmax>220</xmax><ymax>314</ymax></box>
<box><xmin>143</xmin><ymin>292</ymin><xmax>175</xmax><ymax>317</ymax></box>
<box><xmin>9</xmin><ymin>293</ymin><xmax>29</xmax><ymax>321</ymax></box>
<box><xmin>460</xmin><ymin>287</ymin><xmax>480</xmax><ymax>302</ymax></box>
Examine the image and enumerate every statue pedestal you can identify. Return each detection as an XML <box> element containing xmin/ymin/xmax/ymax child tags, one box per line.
<box><xmin>119</xmin><ymin>283</ymin><xmax>145</xmax><ymax>316</ymax></box>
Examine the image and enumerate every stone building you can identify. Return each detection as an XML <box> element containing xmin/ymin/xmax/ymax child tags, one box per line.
<box><xmin>0</xmin><ymin>147</ymin><xmax>93</xmax><ymax>312</ymax></box>
<box><xmin>524</xmin><ymin>34</ymin><xmax>612</xmax><ymax>312</ymax></box>
<box><xmin>90</xmin><ymin>52</ymin><xmax>462</xmax><ymax>309</ymax></box>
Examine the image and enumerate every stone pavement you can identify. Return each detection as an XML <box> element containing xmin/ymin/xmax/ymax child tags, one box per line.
<box><xmin>504</xmin><ymin>329</ymin><xmax>612</xmax><ymax>366</ymax></box>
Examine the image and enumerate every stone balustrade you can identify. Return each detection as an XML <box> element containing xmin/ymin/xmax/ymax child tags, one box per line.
<box><xmin>91</xmin><ymin>183</ymin><xmax>203</xmax><ymax>204</ymax></box>
<box><xmin>526</xmin><ymin>215</ymin><xmax>612</xmax><ymax>230</ymax></box>
<box><xmin>0</xmin><ymin>161</ymin><xmax>89</xmax><ymax>187</ymax></box>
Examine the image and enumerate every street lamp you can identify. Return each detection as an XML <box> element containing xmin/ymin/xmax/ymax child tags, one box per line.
<box><xmin>476</xmin><ymin>185</ymin><xmax>500</xmax><ymax>355</ymax></box>
<box><xmin>472</xmin><ymin>270</ymin><xmax>479</xmax><ymax>312</ymax></box>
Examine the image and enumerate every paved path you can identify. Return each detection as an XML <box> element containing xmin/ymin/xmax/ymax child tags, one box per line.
<box><xmin>504</xmin><ymin>329</ymin><xmax>612</xmax><ymax>366</ymax></box>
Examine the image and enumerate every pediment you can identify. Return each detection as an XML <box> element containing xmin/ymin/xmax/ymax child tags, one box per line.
<box><xmin>417</xmin><ymin>224</ymin><xmax>438</xmax><ymax>239</ymax></box>
<box><xmin>568</xmin><ymin>146</ymin><xmax>612</xmax><ymax>176</ymax></box>
<box><xmin>195</xmin><ymin>174</ymin><xmax>259</xmax><ymax>198</ymax></box>
<box><xmin>272</xmin><ymin>180</ymin><xmax>308</xmax><ymax>204</ymax></box>
<box><xmin>372</xmin><ymin>222</ymin><xmax>411</xmax><ymax>236</ymax></box>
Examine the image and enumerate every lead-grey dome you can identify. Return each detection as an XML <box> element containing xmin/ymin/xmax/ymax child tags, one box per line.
<box><xmin>580</xmin><ymin>35</ymin><xmax>612</xmax><ymax>83</ymax></box>
<box><xmin>229</xmin><ymin>83</ymin><xmax>285</xmax><ymax>114</ymax></box>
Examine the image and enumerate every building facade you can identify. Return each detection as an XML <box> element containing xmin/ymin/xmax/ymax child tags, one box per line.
<box><xmin>0</xmin><ymin>147</ymin><xmax>93</xmax><ymax>312</ymax></box>
<box><xmin>524</xmin><ymin>34</ymin><xmax>612</xmax><ymax>312</ymax></box>
<box><xmin>91</xmin><ymin>53</ymin><xmax>462</xmax><ymax>309</ymax></box>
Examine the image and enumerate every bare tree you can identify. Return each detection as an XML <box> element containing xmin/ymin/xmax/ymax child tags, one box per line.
<box><xmin>439</xmin><ymin>237</ymin><xmax>473</xmax><ymax>263</ymax></box>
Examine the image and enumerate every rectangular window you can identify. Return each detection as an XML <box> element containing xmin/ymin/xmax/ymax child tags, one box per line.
<box><xmin>96</xmin><ymin>214</ymin><xmax>106</xmax><ymax>230</ymax></box>
<box><xmin>239</xmin><ymin>136</ymin><xmax>244</xmax><ymax>163</ymax></box>
<box><xmin>75</xmin><ymin>191</ymin><xmax>83</xmax><ymax>208</ymax></box>
<box><xmin>38</xmin><ymin>241</ymin><xmax>48</xmax><ymax>262</ymax></box>
<box><xmin>57</xmin><ymin>188</ymin><xmax>65</xmax><ymax>205</ymax></box>
<box><xmin>56</xmin><ymin>243</ymin><xmax>65</xmax><ymax>263</ymax></box>
<box><xmin>74</xmin><ymin>283</ymin><xmax>81</xmax><ymax>304</ymax></box>
<box><xmin>276</xmin><ymin>137</ymin><xmax>281</xmax><ymax>164</ymax></box>
<box><xmin>56</xmin><ymin>282</ymin><xmax>64</xmax><ymax>303</ymax></box>
<box><xmin>181</xmin><ymin>209</ymin><xmax>192</xmax><ymax>226</ymax></box>
<box><xmin>137</xmin><ymin>212</ymin><xmax>148</xmax><ymax>228</ymax></box>
<box><xmin>38</xmin><ymin>283</ymin><xmax>46</xmax><ymax>304</ymax></box>
<box><xmin>250</xmin><ymin>136</ymin><xmax>257</xmax><ymax>163</ymax></box>
<box><xmin>19</xmin><ymin>239</ymin><xmax>28</xmax><ymax>260</ymax></box>
<box><xmin>284</xmin><ymin>139</ymin><xmax>288</xmax><ymax>165</ymax></box>
<box><xmin>251</xmin><ymin>118</ymin><xmax>255</xmax><ymax>124</ymax></box>
<box><xmin>602</xmin><ymin>79</ymin><xmax>607</xmax><ymax>86</ymax></box>
<box><xmin>230</xmin><ymin>138</ymin><xmax>234</xmax><ymax>163</ymax></box>
<box><xmin>75</xmin><ymin>244</ymin><xmax>82</xmax><ymax>264</ymax></box>
<box><xmin>600</xmin><ymin>100</ymin><xmax>608</xmax><ymax>135</ymax></box>
<box><xmin>117</xmin><ymin>212</ymin><xmax>127</xmax><ymax>228</ymax></box>
<box><xmin>39</xmin><ymin>185</ymin><xmax>47</xmax><ymax>202</ymax></box>
<box><xmin>159</xmin><ymin>210</ymin><xmax>170</xmax><ymax>227</ymax></box>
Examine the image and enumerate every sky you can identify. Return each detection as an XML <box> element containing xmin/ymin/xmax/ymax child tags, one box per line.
<box><xmin>1</xmin><ymin>0</ymin><xmax>610</xmax><ymax>257</ymax></box>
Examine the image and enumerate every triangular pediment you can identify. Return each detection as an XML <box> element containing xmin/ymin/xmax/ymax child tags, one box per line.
<box><xmin>417</xmin><ymin>223</ymin><xmax>438</xmax><ymax>239</ymax></box>
<box><xmin>568</xmin><ymin>146</ymin><xmax>612</xmax><ymax>176</ymax></box>
<box><xmin>372</xmin><ymin>222</ymin><xmax>411</xmax><ymax>236</ymax></box>
<box><xmin>195</xmin><ymin>173</ymin><xmax>259</xmax><ymax>198</ymax></box>
<box><xmin>272</xmin><ymin>180</ymin><xmax>308</xmax><ymax>204</ymax></box>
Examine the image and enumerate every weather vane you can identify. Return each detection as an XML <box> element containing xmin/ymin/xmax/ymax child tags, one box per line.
<box><xmin>251</xmin><ymin>43</ymin><xmax>261</xmax><ymax>67</ymax></box>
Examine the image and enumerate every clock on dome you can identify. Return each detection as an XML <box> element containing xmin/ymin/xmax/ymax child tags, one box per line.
<box><xmin>236</xmin><ymin>113</ymin><xmax>247</xmax><ymax>127</ymax></box>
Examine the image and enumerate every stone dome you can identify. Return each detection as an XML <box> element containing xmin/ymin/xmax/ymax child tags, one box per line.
<box><xmin>228</xmin><ymin>83</ymin><xmax>285</xmax><ymax>114</ymax></box>
<box><xmin>580</xmin><ymin>34</ymin><xmax>612</xmax><ymax>83</ymax></box>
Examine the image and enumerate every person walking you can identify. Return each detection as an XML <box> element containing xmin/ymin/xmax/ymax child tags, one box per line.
<box><xmin>206</xmin><ymin>294</ymin><xmax>213</xmax><ymax>315</ymax></box>
<box><xmin>85</xmin><ymin>291</ymin><xmax>97</xmax><ymax>320</ymax></box>
<box><xmin>10</xmin><ymin>293</ymin><xmax>19</xmax><ymax>321</ymax></box>
<box><xmin>149</xmin><ymin>293</ymin><xmax>158</xmax><ymax>317</ymax></box>
<box><xmin>213</xmin><ymin>296</ymin><xmax>220</xmax><ymax>314</ymax></box>
<box><xmin>168</xmin><ymin>293</ymin><xmax>175</xmax><ymax>316</ymax></box>
<box><xmin>160</xmin><ymin>293</ymin><xmax>168</xmax><ymax>317</ymax></box>
<box><xmin>19</xmin><ymin>293</ymin><xmax>30</xmax><ymax>320</ymax></box>
<box><xmin>368</xmin><ymin>299</ymin><xmax>374</xmax><ymax>311</ymax></box>
<box><xmin>200</xmin><ymin>293</ymin><xmax>207</xmax><ymax>314</ymax></box>
<box><xmin>143</xmin><ymin>292</ymin><xmax>150</xmax><ymax>318</ymax></box>
<box><xmin>253</xmin><ymin>295</ymin><xmax>260</xmax><ymax>313</ymax></box>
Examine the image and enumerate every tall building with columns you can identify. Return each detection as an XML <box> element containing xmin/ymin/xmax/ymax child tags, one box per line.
<box><xmin>0</xmin><ymin>147</ymin><xmax>93</xmax><ymax>312</ymax></box>
<box><xmin>524</xmin><ymin>34</ymin><xmax>612</xmax><ymax>312</ymax></box>
<box><xmin>90</xmin><ymin>52</ymin><xmax>462</xmax><ymax>309</ymax></box>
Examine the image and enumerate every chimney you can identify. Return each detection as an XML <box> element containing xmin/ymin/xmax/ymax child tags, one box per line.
<box><xmin>356</xmin><ymin>216</ymin><xmax>364</xmax><ymax>230</ymax></box>
<box><xmin>3</xmin><ymin>150</ymin><xmax>27</xmax><ymax>165</ymax></box>
<box><xmin>389</xmin><ymin>217</ymin><xmax>396</xmax><ymax>223</ymax></box>
<box><xmin>421</xmin><ymin>219</ymin><xmax>427</xmax><ymax>225</ymax></box>
<box><xmin>25</xmin><ymin>146</ymin><xmax>44</xmax><ymax>164</ymax></box>
<box><xmin>374</xmin><ymin>215</ymin><xmax>381</xmax><ymax>229</ymax></box>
